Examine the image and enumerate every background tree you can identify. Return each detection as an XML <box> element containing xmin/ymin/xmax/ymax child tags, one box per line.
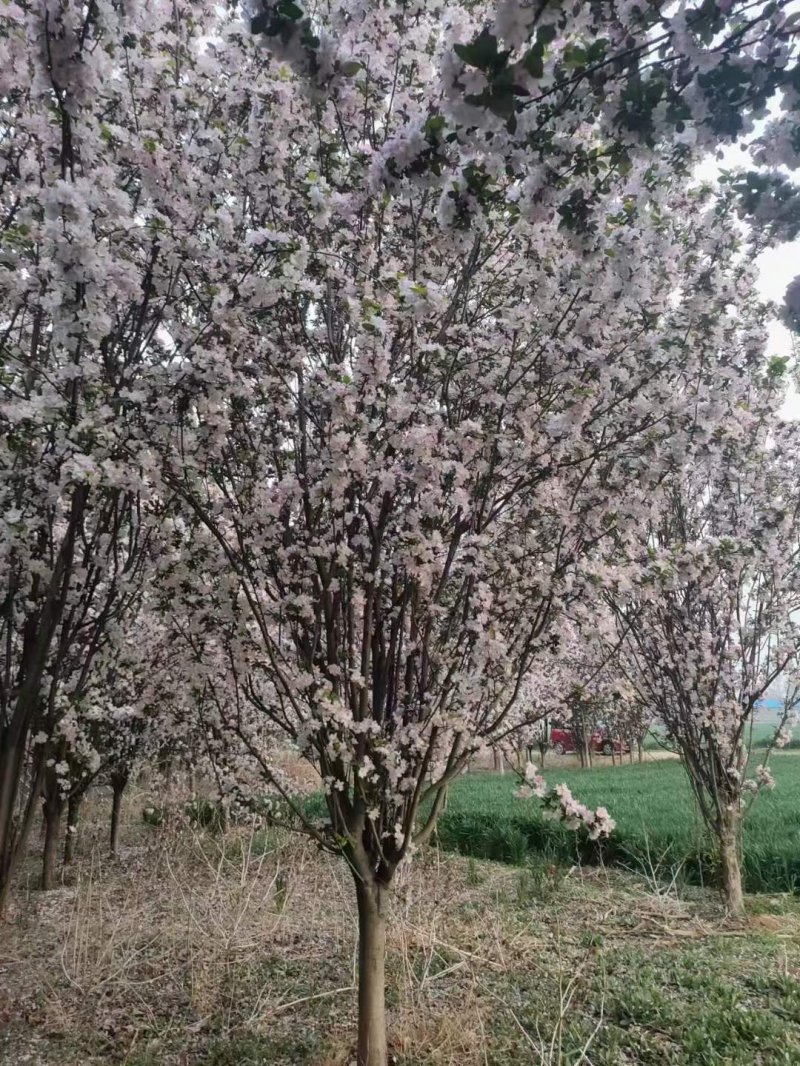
<box><xmin>611</xmin><ymin>405</ymin><xmax>800</xmax><ymax>914</ymax></box>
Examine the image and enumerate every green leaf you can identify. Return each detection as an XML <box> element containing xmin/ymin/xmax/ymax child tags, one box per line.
<box><xmin>277</xmin><ymin>0</ymin><xmax>303</xmax><ymax>19</ymax></box>
<box><xmin>340</xmin><ymin>60</ymin><xmax>362</xmax><ymax>77</ymax></box>
<box><xmin>424</xmin><ymin>114</ymin><xmax>446</xmax><ymax>140</ymax></box>
<box><xmin>454</xmin><ymin>29</ymin><xmax>507</xmax><ymax>73</ymax></box>
<box><xmin>563</xmin><ymin>43</ymin><xmax>587</xmax><ymax>69</ymax></box>
<box><xmin>767</xmin><ymin>355</ymin><xmax>789</xmax><ymax>379</ymax></box>
<box><xmin>522</xmin><ymin>42</ymin><xmax>544</xmax><ymax>78</ymax></box>
<box><xmin>250</xmin><ymin>11</ymin><xmax>271</xmax><ymax>34</ymax></box>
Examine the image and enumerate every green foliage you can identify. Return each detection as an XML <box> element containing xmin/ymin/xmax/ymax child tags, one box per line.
<box><xmin>185</xmin><ymin>798</ymin><xmax>227</xmax><ymax>832</ymax></box>
<box><xmin>199</xmin><ymin>1033</ymin><xmax>319</xmax><ymax>1065</ymax></box>
<box><xmin>141</xmin><ymin>805</ymin><xmax>166</xmax><ymax>828</ymax></box>
<box><xmin>725</xmin><ymin>170</ymin><xmax>800</xmax><ymax>242</ymax></box>
<box><xmin>453</xmin><ymin>28</ymin><xmax>511</xmax><ymax>74</ymax></box>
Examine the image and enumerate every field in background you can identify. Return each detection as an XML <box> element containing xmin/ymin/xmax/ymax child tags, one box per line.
<box><xmin>642</xmin><ymin>721</ymin><xmax>797</xmax><ymax>752</ymax></box>
<box><xmin>4</xmin><ymin>791</ymin><xmax>800</xmax><ymax>1065</ymax></box>
<box><xmin>435</xmin><ymin>754</ymin><xmax>800</xmax><ymax>894</ymax></box>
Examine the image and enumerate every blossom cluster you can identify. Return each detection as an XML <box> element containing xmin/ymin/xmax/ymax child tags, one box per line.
<box><xmin>514</xmin><ymin>763</ymin><xmax>615</xmax><ymax>841</ymax></box>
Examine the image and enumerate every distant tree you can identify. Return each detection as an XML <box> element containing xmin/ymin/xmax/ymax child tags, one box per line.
<box><xmin>612</xmin><ymin>410</ymin><xmax>800</xmax><ymax>914</ymax></box>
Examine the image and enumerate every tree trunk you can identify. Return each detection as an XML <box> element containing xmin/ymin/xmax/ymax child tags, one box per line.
<box><xmin>719</xmin><ymin>809</ymin><xmax>744</xmax><ymax>915</ymax></box>
<box><xmin>0</xmin><ymin>756</ymin><xmax>42</xmax><ymax>915</ymax></box>
<box><xmin>637</xmin><ymin>739</ymin><xmax>643</xmax><ymax>764</ymax></box>
<box><xmin>354</xmin><ymin>875</ymin><xmax>388</xmax><ymax>1066</ymax></box>
<box><xmin>0</xmin><ymin>719</ymin><xmax>37</xmax><ymax>910</ymax></box>
<box><xmin>64</xmin><ymin>792</ymin><xmax>83</xmax><ymax>865</ymax></box>
<box><xmin>110</xmin><ymin>773</ymin><xmax>128</xmax><ymax>856</ymax></box>
<box><xmin>41</xmin><ymin>793</ymin><xmax>64</xmax><ymax>891</ymax></box>
<box><xmin>159</xmin><ymin>755</ymin><xmax>173</xmax><ymax>788</ymax></box>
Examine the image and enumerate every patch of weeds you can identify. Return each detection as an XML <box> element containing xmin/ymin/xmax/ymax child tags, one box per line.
<box><xmin>466</xmin><ymin>856</ymin><xmax>482</xmax><ymax>885</ymax></box>
<box><xmin>141</xmin><ymin>804</ymin><xmax>167</xmax><ymax>828</ymax></box>
<box><xmin>514</xmin><ymin>859</ymin><xmax>564</xmax><ymax>904</ymax></box>
<box><xmin>274</xmin><ymin>869</ymin><xmax>288</xmax><ymax>912</ymax></box>
<box><xmin>185</xmin><ymin>798</ymin><xmax>227</xmax><ymax>832</ymax></box>
<box><xmin>580</xmin><ymin>930</ymin><xmax>604</xmax><ymax>949</ymax></box>
<box><xmin>199</xmin><ymin>1032</ymin><xmax>320</xmax><ymax>1065</ymax></box>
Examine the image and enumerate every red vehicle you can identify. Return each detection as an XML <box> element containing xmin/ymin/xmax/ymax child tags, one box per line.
<box><xmin>549</xmin><ymin>725</ymin><xmax>629</xmax><ymax>757</ymax></box>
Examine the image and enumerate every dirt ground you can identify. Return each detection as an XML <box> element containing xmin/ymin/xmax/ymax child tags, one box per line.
<box><xmin>2</xmin><ymin>781</ymin><xmax>800</xmax><ymax>1066</ymax></box>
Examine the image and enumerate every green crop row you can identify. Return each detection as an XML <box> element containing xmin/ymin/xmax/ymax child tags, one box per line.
<box><xmin>433</xmin><ymin>755</ymin><xmax>800</xmax><ymax>894</ymax></box>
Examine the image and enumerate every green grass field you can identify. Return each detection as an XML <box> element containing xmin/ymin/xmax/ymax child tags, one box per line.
<box><xmin>643</xmin><ymin>722</ymin><xmax>798</xmax><ymax>752</ymax></box>
<box><xmin>434</xmin><ymin>754</ymin><xmax>800</xmax><ymax>894</ymax></box>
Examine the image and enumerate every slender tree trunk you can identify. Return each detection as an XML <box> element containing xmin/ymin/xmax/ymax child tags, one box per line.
<box><xmin>637</xmin><ymin>739</ymin><xmax>643</xmax><ymax>764</ymax></box>
<box><xmin>41</xmin><ymin>793</ymin><xmax>64</xmax><ymax>890</ymax></box>
<box><xmin>109</xmin><ymin>773</ymin><xmax>128</xmax><ymax>856</ymax></box>
<box><xmin>159</xmin><ymin>755</ymin><xmax>173</xmax><ymax>788</ymax></box>
<box><xmin>63</xmin><ymin>792</ymin><xmax>83</xmax><ymax>865</ymax></box>
<box><xmin>0</xmin><ymin>756</ymin><xmax>42</xmax><ymax>915</ymax></box>
<box><xmin>719</xmin><ymin>808</ymin><xmax>744</xmax><ymax>915</ymax></box>
<box><xmin>582</xmin><ymin>738</ymin><xmax>593</xmax><ymax>769</ymax></box>
<box><xmin>0</xmin><ymin>714</ymin><xmax>36</xmax><ymax>908</ymax></box>
<box><xmin>354</xmin><ymin>875</ymin><xmax>388</xmax><ymax>1066</ymax></box>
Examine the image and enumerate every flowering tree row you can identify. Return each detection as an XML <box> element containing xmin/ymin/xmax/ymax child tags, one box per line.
<box><xmin>1</xmin><ymin>2</ymin><xmax>799</xmax><ymax>1063</ymax></box>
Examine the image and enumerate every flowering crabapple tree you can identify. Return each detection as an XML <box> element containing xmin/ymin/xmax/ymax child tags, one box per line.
<box><xmin>0</xmin><ymin>0</ymin><xmax>295</xmax><ymax>909</ymax></box>
<box><xmin>0</xmin><ymin>0</ymin><xmax>172</xmax><ymax>907</ymax></box>
<box><xmin>611</xmin><ymin>407</ymin><xmax>800</xmax><ymax>914</ymax></box>
<box><xmin>507</xmin><ymin>619</ymin><xmax>642</xmax><ymax>766</ymax></box>
<box><xmin>2</xmin><ymin>0</ymin><xmax>797</xmax><ymax>1058</ymax></box>
<box><xmin>250</xmin><ymin>0</ymin><xmax>800</xmax><ymax>273</ymax></box>
<box><xmin>120</xmin><ymin>6</ymin><xmax>797</xmax><ymax>1062</ymax></box>
<box><xmin>59</xmin><ymin>609</ymin><xmax>184</xmax><ymax>860</ymax></box>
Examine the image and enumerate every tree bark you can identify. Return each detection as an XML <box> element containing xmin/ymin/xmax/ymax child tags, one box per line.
<box><xmin>719</xmin><ymin>808</ymin><xmax>744</xmax><ymax>915</ymax></box>
<box><xmin>110</xmin><ymin>773</ymin><xmax>128</xmax><ymax>856</ymax></box>
<box><xmin>41</xmin><ymin>793</ymin><xmax>64</xmax><ymax>890</ymax></box>
<box><xmin>64</xmin><ymin>792</ymin><xmax>83</xmax><ymax>865</ymax></box>
<box><xmin>354</xmin><ymin>875</ymin><xmax>388</xmax><ymax>1066</ymax></box>
<box><xmin>0</xmin><ymin>710</ymin><xmax>39</xmax><ymax>909</ymax></box>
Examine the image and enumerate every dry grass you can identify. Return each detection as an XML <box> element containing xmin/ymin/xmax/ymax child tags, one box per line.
<box><xmin>0</xmin><ymin>786</ymin><xmax>516</xmax><ymax>1064</ymax></box>
<box><xmin>2</xmin><ymin>783</ymin><xmax>800</xmax><ymax>1065</ymax></box>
